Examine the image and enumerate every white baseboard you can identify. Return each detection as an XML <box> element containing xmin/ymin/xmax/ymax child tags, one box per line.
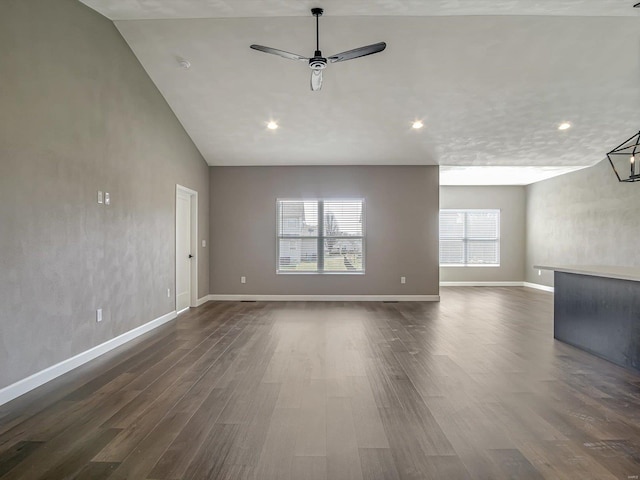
<box><xmin>523</xmin><ymin>282</ymin><xmax>555</xmax><ymax>293</ymax></box>
<box><xmin>440</xmin><ymin>281</ymin><xmax>524</xmax><ymax>287</ymax></box>
<box><xmin>0</xmin><ymin>310</ymin><xmax>177</xmax><ymax>407</ymax></box>
<box><xmin>207</xmin><ymin>294</ymin><xmax>440</xmax><ymax>302</ymax></box>
<box><xmin>440</xmin><ymin>281</ymin><xmax>554</xmax><ymax>293</ymax></box>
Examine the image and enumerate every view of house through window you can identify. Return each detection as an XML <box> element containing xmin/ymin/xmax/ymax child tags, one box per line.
<box><xmin>277</xmin><ymin>199</ymin><xmax>365</xmax><ymax>273</ymax></box>
<box><xmin>439</xmin><ymin>209</ymin><xmax>500</xmax><ymax>266</ymax></box>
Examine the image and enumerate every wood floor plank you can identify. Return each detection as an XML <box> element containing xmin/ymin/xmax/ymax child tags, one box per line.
<box><xmin>105</xmin><ymin>409</ymin><xmax>192</xmax><ymax>479</ymax></box>
<box><xmin>93</xmin><ymin>313</ymin><xmax>260</xmax><ymax>462</ymax></box>
<box><xmin>0</xmin><ymin>425</ymin><xmax>121</xmax><ymax>480</ymax></box>
<box><xmin>219</xmin><ymin>382</ymin><xmax>281</xmax><ymax>468</ymax></box>
<box><xmin>254</xmin><ymin>408</ymin><xmax>298</xmax><ymax>480</ymax></box>
<box><xmin>348</xmin><ymin>376</ymin><xmax>389</xmax><ymax>449</ymax></box>
<box><xmin>294</xmin><ymin>379</ymin><xmax>327</xmax><ymax>457</ymax></box>
<box><xmin>291</xmin><ymin>455</ymin><xmax>327</xmax><ymax>480</ymax></box>
<box><xmin>33</xmin><ymin>428</ymin><xmax>121</xmax><ymax>480</ymax></box>
<box><xmin>0</xmin><ymin>441</ymin><xmax>43</xmax><ymax>478</ymax></box>
<box><xmin>72</xmin><ymin>461</ymin><xmax>120</xmax><ymax>480</ymax></box>
<box><xmin>101</xmin><ymin>312</ymin><xmax>250</xmax><ymax>430</ymax></box>
<box><xmin>516</xmin><ymin>440</ymin><xmax>619</xmax><ymax>480</ymax></box>
<box><xmin>358</xmin><ymin>448</ymin><xmax>400</xmax><ymax>480</ymax></box>
<box><xmin>148</xmin><ymin>316</ymin><xmax>276</xmax><ymax>479</ymax></box>
<box><xmin>63</xmin><ymin>335</ymin><xmax>184</xmax><ymax>401</ymax></box>
<box><xmin>2</xmin><ymin>289</ymin><xmax>640</xmax><ymax>479</ymax></box>
<box><xmin>326</xmin><ymin>397</ymin><xmax>363</xmax><ymax>480</ymax></box>
<box><xmin>483</xmin><ymin>397</ymin><xmax>567</xmax><ymax>443</ymax></box>
<box><xmin>486</xmin><ymin>448</ymin><xmax>545</xmax><ymax>479</ymax></box>
<box><xmin>0</xmin><ymin>388</ymin><xmax>136</xmax><ymax>479</ymax></box>
<box><xmin>146</xmin><ymin>387</ymin><xmax>231</xmax><ymax>480</ymax></box>
<box><xmin>181</xmin><ymin>422</ymin><xmax>241</xmax><ymax>480</ymax></box>
<box><xmin>424</xmin><ymin>396</ymin><xmax>515</xmax><ymax>478</ymax></box>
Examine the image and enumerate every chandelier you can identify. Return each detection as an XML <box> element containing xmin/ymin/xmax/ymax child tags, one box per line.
<box><xmin>607</xmin><ymin>131</ymin><xmax>640</xmax><ymax>182</ymax></box>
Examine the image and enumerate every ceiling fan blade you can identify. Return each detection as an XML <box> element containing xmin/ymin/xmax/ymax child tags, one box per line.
<box><xmin>328</xmin><ymin>42</ymin><xmax>386</xmax><ymax>63</ymax></box>
<box><xmin>310</xmin><ymin>70</ymin><xmax>323</xmax><ymax>91</ymax></box>
<box><xmin>250</xmin><ymin>44</ymin><xmax>309</xmax><ymax>62</ymax></box>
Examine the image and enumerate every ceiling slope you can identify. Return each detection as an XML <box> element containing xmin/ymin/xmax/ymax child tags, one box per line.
<box><xmin>114</xmin><ymin>15</ymin><xmax>640</xmax><ymax>167</ymax></box>
<box><xmin>81</xmin><ymin>0</ymin><xmax>640</xmax><ymax>20</ymax></box>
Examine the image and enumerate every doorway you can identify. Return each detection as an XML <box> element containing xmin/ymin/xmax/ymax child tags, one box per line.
<box><xmin>176</xmin><ymin>185</ymin><xmax>198</xmax><ymax>314</ymax></box>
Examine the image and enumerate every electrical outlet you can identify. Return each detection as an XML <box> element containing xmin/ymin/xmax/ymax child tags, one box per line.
<box><xmin>241</xmin><ymin>276</ymin><xmax>246</xmax><ymax>284</ymax></box>
<box><xmin>96</xmin><ymin>308</ymin><xmax>103</xmax><ymax>322</ymax></box>
<box><xmin>400</xmin><ymin>276</ymin><xmax>406</xmax><ymax>284</ymax></box>
<box><xmin>538</xmin><ymin>270</ymin><xmax>542</xmax><ymax>276</ymax></box>
<box><xmin>167</xmin><ymin>288</ymin><xmax>171</xmax><ymax>298</ymax></box>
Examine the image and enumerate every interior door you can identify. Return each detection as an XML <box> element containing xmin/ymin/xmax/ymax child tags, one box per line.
<box><xmin>176</xmin><ymin>190</ymin><xmax>192</xmax><ymax>312</ymax></box>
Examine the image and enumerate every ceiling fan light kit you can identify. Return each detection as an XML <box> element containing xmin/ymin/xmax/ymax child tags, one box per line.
<box><xmin>250</xmin><ymin>7</ymin><xmax>386</xmax><ymax>91</ymax></box>
<box><xmin>607</xmin><ymin>130</ymin><xmax>640</xmax><ymax>182</ymax></box>
<box><xmin>604</xmin><ymin>5</ymin><xmax>640</xmax><ymax>183</ymax></box>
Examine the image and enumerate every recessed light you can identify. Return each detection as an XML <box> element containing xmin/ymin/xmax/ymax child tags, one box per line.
<box><xmin>412</xmin><ymin>120</ymin><xmax>424</xmax><ymax>130</ymax></box>
<box><xmin>558</xmin><ymin>122</ymin><xmax>571</xmax><ymax>131</ymax></box>
<box><xmin>267</xmin><ymin>121</ymin><xmax>278</xmax><ymax>130</ymax></box>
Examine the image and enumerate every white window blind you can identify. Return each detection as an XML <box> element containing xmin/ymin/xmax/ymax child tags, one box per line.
<box><xmin>277</xmin><ymin>199</ymin><xmax>365</xmax><ymax>273</ymax></box>
<box><xmin>439</xmin><ymin>209</ymin><xmax>500</xmax><ymax>266</ymax></box>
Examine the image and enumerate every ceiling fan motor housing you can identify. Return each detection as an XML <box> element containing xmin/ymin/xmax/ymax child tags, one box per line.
<box><xmin>309</xmin><ymin>51</ymin><xmax>327</xmax><ymax>70</ymax></box>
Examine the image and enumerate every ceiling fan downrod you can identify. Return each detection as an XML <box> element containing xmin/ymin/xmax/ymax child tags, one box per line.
<box><xmin>312</xmin><ymin>7</ymin><xmax>323</xmax><ymax>54</ymax></box>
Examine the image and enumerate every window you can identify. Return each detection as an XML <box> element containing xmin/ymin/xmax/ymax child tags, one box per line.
<box><xmin>439</xmin><ymin>209</ymin><xmax>500</xmax><ymax>266</ymax></box>
<box><xmin>277</xmin><ymin>199</ymin><xmax>365</xmax><ymax>273</ymax></box>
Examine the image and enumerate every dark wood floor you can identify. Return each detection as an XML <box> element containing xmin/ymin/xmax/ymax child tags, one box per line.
<box><xmin>1</xmin><ymin>287</ymin><xmax>640</xmax><ymax>479</ymax></box>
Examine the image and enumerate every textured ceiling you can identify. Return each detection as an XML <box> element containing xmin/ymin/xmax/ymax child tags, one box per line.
<box><xmin>112</xmin><ymin>14</ymin><xmax>640</xmax><ymax>168</ymax></box>
<box><xmin>80</xmin><ymin>0</ymin><xmax>640</xmax><ymax>20</ymax></box>
<box><xmin>75</xmin><ymin>1</ymin><xmax>640</xmax><ymax>182</ymax></box>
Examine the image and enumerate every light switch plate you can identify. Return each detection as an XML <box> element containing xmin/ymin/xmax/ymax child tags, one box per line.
<box><xmin>96</xmin><ymin>308</ymin><xmax>103</xmax><ymax>322</ymax></box>
<box><xmin>400</xmin><ymin>276</ymin><xmax>406</xmax><ymax>284</ymax></box>
<box><xmin>241</xmin><ymin>276</ymin><xmax>246</xmax><ymax>284</ymax></box>
<box><xmin>202</xmin><ymin>240</ymin><xmax>206</xmax><ymax>247</ymax></box>
<box><xmin>97</xmin><ymin>191</ymin><xmax>103</xmax><ymax>204</ymax></box>
<box><xmin>104</xmin><ymin>192</ymin><xmax>110</xmax><ymax>206</ymax></box>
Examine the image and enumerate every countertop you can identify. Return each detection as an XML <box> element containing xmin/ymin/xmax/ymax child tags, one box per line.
<box><xmin>534</xmin><ymin>265</ymin><xmax>640</xmax><ymax>282</ymax></box>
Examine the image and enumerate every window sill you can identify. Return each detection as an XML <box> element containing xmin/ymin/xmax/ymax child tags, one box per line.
<box><xmin>277</xmin><ymin>271</ymin><xmax>366</xmax><ymax>275</ymax></box>
<box><xmin>440</xmin><ymin>264</ymin><xmax>500</xmax><ymax>268</ymax></box>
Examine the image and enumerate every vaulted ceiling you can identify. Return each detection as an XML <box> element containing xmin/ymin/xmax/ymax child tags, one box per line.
<box><xmin>80</xmin><ymin>0</ymin><xmax>640</xmax><ymax>184</ymax></box>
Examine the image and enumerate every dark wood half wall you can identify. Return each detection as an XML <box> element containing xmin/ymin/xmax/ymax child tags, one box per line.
<box><xmin>554</xmin><ymin>271</ymin><xmax>640</xmax><ymax>373</ymax></box>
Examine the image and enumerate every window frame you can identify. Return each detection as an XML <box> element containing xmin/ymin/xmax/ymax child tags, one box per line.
<box><xmin>276</xmin><ymin>198</ymin><xmax>366</xmax><ymax>275</ymax></box>
<box><xmin>439</xmin><ymin>209</ymin><xmax>501</xmax><ymax>267</ymax></box>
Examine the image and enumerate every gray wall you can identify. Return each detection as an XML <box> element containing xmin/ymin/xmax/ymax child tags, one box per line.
<box><xmin>440</xmin><ymin>186</ymin><xmax>526</xmax><ymax>283</ymax></box>
<box><xmin>0</xmin><ymin>0</ymin><xmax>209</xmax><ymax>389</ymax></box>
<box><xmin>209</xmin><ymin>166</ymin><xmax>439</xmax><ymax>296</ymax></box>
<box><xmin>526</xmin><ymin>159</ymin><xmax>640</xmax><ymax>287</ymax></box>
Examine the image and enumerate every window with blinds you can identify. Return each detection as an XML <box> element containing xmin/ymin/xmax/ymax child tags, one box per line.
<box><xmin>277</xmin><ymin>199</ymin><xmax>365</xmax><ymax>274</ymax></box>
<box><xmin>439</xmin><ymin>209</ymin><xmax>500</xmax><ymax>266</ymax></box>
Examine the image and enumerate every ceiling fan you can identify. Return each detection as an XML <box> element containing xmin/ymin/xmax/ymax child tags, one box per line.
<box><xmin>250</xmin><ymin>8</ymin><xmax>386</xmax><ymax>91</ymax></box>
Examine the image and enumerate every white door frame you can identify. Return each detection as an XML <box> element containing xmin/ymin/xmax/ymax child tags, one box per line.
<box><xmin>176</xmin><ymin>184</ymin><xmax>198</xmax><ymax>313</ymax></box>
